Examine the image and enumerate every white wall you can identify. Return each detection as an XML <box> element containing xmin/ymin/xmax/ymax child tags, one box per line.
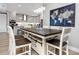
<box><xmin>69</xmin><ymin>3</ymin><xmax>79</xmax><ymax>48</ymax></box>
<box><xmin>43</xmin><ymin>3</ymin><xmax>79</xmax><ymax>49</ymax></box>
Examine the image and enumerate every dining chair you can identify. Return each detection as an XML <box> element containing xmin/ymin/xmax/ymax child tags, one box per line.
<box><xmin>15</xmin><ymin>35</ymin><xmax>31</xmax><ymax>55</ymax></box>
<box><xmin>46</xmin><ymin>27</ymin><xmax>71</xmax><ymax>55</ymax></box>
<box><xmin>7</xmin><ymin>26</ymin><xmax>31</xmax><ymax>55</ymax></box>
<box><xmin>7</xmin><ymin>26</ymin><xmax>16</xmax><ymax>55</ymax></box>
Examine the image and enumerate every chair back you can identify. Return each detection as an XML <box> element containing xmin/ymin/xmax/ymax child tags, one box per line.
<box><xmin>60</xmin><ymin>27</ymin><xmax>71</xmax><ymax>48</ymax></box>
<box><xmin>7</xmin><ymin>26</ymin><xmax>16</xmax><ymax>55</ymax></box>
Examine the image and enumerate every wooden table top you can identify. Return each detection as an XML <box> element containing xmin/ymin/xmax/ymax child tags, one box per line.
<box><xmin>20</xmin><ymin>28</ymin><xmax>62</xmax><ymax>37</ymax></box>
<box><xmin>16</xmin><ymin>38</ymin><xmax>31</xmax><ymax>46</ymax></box>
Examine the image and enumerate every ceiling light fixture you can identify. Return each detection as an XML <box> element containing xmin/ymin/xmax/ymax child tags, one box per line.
<box><xmin>34</xmin><ymin>6</ymin><xmax>45</xmax><ymax>14</ymax></box>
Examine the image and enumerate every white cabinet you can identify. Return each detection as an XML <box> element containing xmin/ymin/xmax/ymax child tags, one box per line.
<box><xmin>0</xmin><ymin>14</ymin><xmax>7</xmax><ymax>32</ymax></box>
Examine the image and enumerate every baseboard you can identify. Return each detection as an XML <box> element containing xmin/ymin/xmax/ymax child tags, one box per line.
<box><xmin>69</xmin><ymin>46</ymin><xmax>79</xmax><ymax>53</ymax></box>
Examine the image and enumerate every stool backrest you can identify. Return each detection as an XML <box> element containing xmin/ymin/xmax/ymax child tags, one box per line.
<box><xmin>60</xmin><ymin>27</ymin><xmax>71</xmax><ymax>48</ymax></box>
<box><xmin>7</xmin><ymin>26</ymin><xmax>16</xmax><ymax>55</ymax></box>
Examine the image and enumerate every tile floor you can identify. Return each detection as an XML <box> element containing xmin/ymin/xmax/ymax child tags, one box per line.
<box><xmin>31</xmin><ymin>48</ymin><xmax>79</xmax><ymax>55</ymax></box>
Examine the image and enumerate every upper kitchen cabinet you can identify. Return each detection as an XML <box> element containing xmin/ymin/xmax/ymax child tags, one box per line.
<box><xmin>16</xmin><ymin>14</ymin><xmax>24</xmax><ymax>22</ymax></box>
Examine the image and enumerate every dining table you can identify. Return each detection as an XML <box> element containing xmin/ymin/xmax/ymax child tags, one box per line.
<box><xmin>19</xmin><ymin>28</ymin><xmax>62</xmax><ymax>55</ymax></box>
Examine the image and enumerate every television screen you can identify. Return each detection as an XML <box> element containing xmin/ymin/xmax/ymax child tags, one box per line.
<box><xmin>50</xmin><ymin>4</ymin><xmax>75</xmax><ymax>27</ymax></box>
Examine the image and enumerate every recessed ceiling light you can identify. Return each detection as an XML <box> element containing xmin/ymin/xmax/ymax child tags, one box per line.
<box><xmin>18</xmin><ymin>4</ymin><xmax>22</xmax><ymax>7</ymax></box>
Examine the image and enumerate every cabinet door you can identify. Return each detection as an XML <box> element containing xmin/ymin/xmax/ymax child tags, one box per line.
<box><xmin>0</xmin><ymin>14</ymin><xmax>7</xmax><ymax>32</ymax></box>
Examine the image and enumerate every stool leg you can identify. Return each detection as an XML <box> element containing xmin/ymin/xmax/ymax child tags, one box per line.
<box><xmin>59</xmin><ymin>48</ymin><xmax>62</xmax><ymax>55</ymax></box>
<box><xmin>54</xmin><ymin>48</ymin><xmax>55</xmax><ymax>54</ymax></box>
<box><xmin>66</xmin><ymin>44</ymin><xmax>69</xmax><ymax>55</ymax></box>
<box><xmin>29</xmin><ymin>44</ymin><xmax>31</xmax><ymax>55</ymax></box>
<box><xmin>47</xmin><ymin>44</ymin><xmax>48</xmax><ymax>55</ymax></box>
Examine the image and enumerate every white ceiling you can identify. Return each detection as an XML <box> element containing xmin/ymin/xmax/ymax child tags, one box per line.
<box><xmin>0</xmin><ymin>3</ymin><xmax>46</xmax><ymax>16</ymax></box>
<box><xmin>0</xmin><ymin>3</ymin><xmax>8</xmax><ymax>12</ymax></box>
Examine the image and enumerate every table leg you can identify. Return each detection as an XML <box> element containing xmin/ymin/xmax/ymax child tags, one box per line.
<box><xmin>42</xmin><ymin>37</ymin><xmax>47</xmax><ymax>55</ymax></box>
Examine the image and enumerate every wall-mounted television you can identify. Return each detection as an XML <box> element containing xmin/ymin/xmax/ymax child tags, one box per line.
<box><xmin>50</xmin><ymin>3</ymin><xmax>75</xmax><ymax>27</ymax></box>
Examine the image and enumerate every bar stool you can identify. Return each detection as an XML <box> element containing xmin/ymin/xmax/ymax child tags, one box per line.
<box><xmin>7</xmin><ymin>26</ymin><xmax>31</xmax><ymax>55</ymax></box>
<box><xmin>46</xmin><ymin>27</ymin><xmax>71</xmax><ymax>55</ymax></box>
<box><xmin>15</xmin><ymin>35</ymin><xmax>31</xmax><ymax>55</ymax></box>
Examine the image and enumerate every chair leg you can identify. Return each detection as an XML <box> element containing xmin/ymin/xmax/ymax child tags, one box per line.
<box><xmin>66</xmin><ymin>45</ymin><xmax>69</xmax><ymax>55</ymax></box>
<box><xmin>47</xmin><ymin>44</ymin><xmax>48</xmax><ymax>55</ymax></box>
<box><xmin>28</xmin><ymin>44</ymin><xmax>31</xmax><ymax>55</ymax></box>
<box><xmin>59</xmin><ymin>48</ymin><xmax>62</xmax><ymax>55</ymax></box>
<box><xmin>54</xmin><ymin>48</ymin><xmax>56</xmax><ymax>54</ymax></box>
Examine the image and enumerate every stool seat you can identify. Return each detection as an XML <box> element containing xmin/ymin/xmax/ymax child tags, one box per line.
<box><xmin>46</xmin><ymin>39</ymin><xmax>67</xmax><ymax>47</ymax></box>
<box><xmin>16</xmin><ymin>38</ymin><xmax>31</xmax><ymax>46</ymax></box>
<box><xmin>15</xmin><ymin>35</ymin><xmax>31</xmax><ymax>55</ymax></box>
<box><xmin>15</xmin><ymin>35</ymin><xmax>24</xmax><ymax>40</ymax></box>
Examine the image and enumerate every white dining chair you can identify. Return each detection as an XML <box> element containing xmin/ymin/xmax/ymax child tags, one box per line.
<box><xmin>46</xmin><ymin>27</ymin><xmax>71</xmax><ymax>55</ymax></box>
<box><xmin>7</xmin><ymin>26</ymin><xmax>31</xmax><ymax>55</ymax></box>
<box><xmin>7</xmin><ymin>26</ymin><xmax>16</xmax><ymax>55</ymax></box>
<box><xmin>15</xmin><ymin>35</ymin><xmax>31</xmax><ymax>55</ymax></box>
